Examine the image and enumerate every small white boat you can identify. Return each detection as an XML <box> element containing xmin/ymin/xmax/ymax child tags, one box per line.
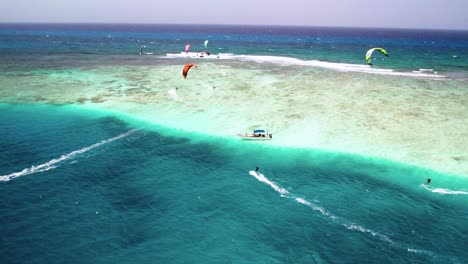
<box><xmin>237</xmin><ymin>130</ymin><xmax>272</xmax><ymax>140</ymax></box>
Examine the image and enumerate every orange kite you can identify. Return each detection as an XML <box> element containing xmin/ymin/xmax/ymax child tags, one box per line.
<box><xmin>182</xmin><ymin>63</ymin><xmax>197</xmax><ymax>79</ymax></box>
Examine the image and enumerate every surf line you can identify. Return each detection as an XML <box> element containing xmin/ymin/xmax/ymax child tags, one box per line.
<box><xmin>164</xmin><ymin>53</ymin><xmax>447</xmax><ymax>79</ymax></box>
<box><xmin>248</xmin><ymin>171</ymin><xmax>438</xmax><ymax>258</ymax></box>
<box><xmin>0</xmin><ymin>130</ymin><xmax>136</xmax><ymax>182</ymax></box>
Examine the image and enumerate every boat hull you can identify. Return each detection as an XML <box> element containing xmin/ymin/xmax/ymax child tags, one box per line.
<box><xmin>237</xmin><ymin>134</ymin><xmax>272</xmax><ymax>140</ymax></box>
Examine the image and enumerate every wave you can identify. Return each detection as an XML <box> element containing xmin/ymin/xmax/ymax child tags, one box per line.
<box><xmin>164</xmin><ymin>53</ymin><xmax>446</xmax><ymax>79</ymax></box>
<box><xmin>248</xmin><ymin>170</ymin><xmax>437</xmax><ymax>258</ymax></box>
<box><xmin>0</xmin><ymin>130</ymin><xmax>136</xmax><ymax>182</ymax></box>
<box><xmin>422</xmin><ymin>185</ymin><xmax>468</xmax><ymax>195</ymax></box>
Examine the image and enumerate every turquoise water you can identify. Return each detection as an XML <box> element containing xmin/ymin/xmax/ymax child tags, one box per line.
<box><xmin>1</xmin><ymin>103</ymin><xmax>467</xmax><ymax>263</ymax></box>
<box><xmin>1</xmin><ymin>24</ymin><xmax>468</xmax><ymax>263</ymax></box>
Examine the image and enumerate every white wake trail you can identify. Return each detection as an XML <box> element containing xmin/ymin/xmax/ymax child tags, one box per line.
<box><xmin>0</xmin><ymin>130</ymin><xmax>136</xmax><ymax>182</ymax></box>
<box><xmin>249</xmin><ymin>170</ymin><xmax>289</xmax><ymax>195</ymax></box>
<box><xmin>432</xmin><ymin>188</ymin><xmax>468</xmax><ymax>195</ymax></box>
<box><xmin>168</xmin><ymin>88</ymin><xmax>183</xmax><ymax>102</ymax></box>
<box><xmin>249</xmin><ymin>171</ymin><xmax>336</xmax><ymax>219</ymax></box>
<box><xmin>421</xmin><ymin>185</ymin><xmax>468</xmax><ymax>195</ymax></box>
<box><xmin>248</xmin><ymin>170</ymin><xmax>437</xmax><ymax>258</ymax></box>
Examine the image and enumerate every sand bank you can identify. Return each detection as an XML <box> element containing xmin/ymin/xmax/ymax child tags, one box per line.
<box><xmin>0</xmin><ymin>59</ymin><xmax>467</xmax><ymax>176</ymax></box>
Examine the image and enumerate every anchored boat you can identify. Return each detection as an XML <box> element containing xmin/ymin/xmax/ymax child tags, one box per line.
<box><xmin>237</xmin><ymin>130</ymin><xmax>272</xmax><ymax>140</ymax></box>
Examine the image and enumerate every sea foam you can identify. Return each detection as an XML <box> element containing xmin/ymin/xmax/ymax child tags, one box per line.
<box><xmin>165</xmin><ymin>53</ymin><xmax>446</xmax><ymax>79</ymax></box>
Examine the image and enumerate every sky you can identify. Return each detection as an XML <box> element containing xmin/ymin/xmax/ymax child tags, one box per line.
<box><xmin>0</xmin><ymin>0</ymin><xmax>467</xmax><ymax>30</ymax></box>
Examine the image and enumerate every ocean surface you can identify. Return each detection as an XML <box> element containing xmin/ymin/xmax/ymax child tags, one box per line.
<box><xmin>1</xmin><ymin>24</ymin><xmax>468</xmax><ymax>263</ymax></box>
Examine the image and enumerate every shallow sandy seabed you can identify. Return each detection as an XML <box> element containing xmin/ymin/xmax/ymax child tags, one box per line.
<box><xmin>1</xmin><ymin>60</ymin><xmax>467</xmax><ymax>176</ymax></box>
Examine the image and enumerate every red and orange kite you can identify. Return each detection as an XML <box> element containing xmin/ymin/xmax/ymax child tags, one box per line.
<box><xmin>182</xmin><ymin>63</ymin><xmax>198</xmax><ymax>79</ymax></box>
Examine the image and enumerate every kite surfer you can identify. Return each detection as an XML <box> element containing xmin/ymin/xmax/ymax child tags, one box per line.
<box><xmin>365</xmin><ymin>48</ymin><xmax>389</xmax><ymax>65</ymax></box>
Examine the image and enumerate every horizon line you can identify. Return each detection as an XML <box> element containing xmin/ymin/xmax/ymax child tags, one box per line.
<box><xmin>0</xmin><ymin>22</ymin><xmax>467</xmax><ymax>32</ymax></box>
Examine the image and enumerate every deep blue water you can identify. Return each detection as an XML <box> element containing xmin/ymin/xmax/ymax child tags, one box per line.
<box><xmin>1</xmin><ymin>104</ymin><xmax>467</xmax><ymax>263</ymax></box>
<box><xmin>1</xmin><ymin>23</ymin><xmax>467</xmax><ymax>74</ymax></box>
